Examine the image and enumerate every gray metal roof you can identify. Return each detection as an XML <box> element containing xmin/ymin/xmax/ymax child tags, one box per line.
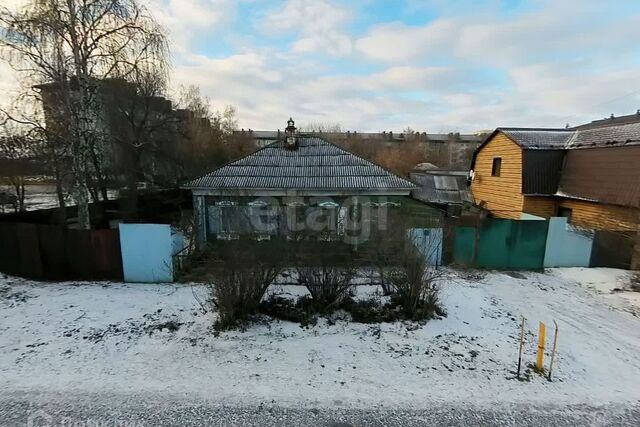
<box><xmin>566</xmin><ymin>122</ymin><xmax>640</xmax><ymax>148</ymax></box>
<box><xmin>410</xmin><ymin>172</ymin><xmax>472</xmax><ymax>205</ymax></box>
<box><xmin>186</xmin><ymin>136</ymin><xmax>416</xmax><ymax>193</ymax></box>
<box><xmin>497</xmin><ymin>124</ymin><xmax>640</xmax><ymax>150</ymax></box>
<box><xmin>498</xmin><ymin>128</ymin><xmax>575</xmax><ymax>149</ymax></box>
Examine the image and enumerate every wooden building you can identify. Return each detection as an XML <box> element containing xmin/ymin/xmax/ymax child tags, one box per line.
<box><xmin>469</xmin><ymin>121</ymin><xmax>640</xmax><ymax>267</ymax></box>
<box><xmin>470</xmin><ymin>123</ymin><xmax>640</xmax><ymax>230</ymax></box>
<box><xmin>184</xmin><ymin>119</ymin><xmax>422</xmax><ymax>247</ymax></box>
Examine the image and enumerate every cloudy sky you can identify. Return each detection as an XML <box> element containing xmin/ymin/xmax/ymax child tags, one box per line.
<box><xmin>3</xmin><ymin>0</ymin><xmax>640</xmax><ymax>132</ymax></box>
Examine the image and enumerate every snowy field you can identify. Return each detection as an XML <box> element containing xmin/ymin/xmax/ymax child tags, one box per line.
<box><xmin>1</xmin><ymin>268</ymin><xmax>640</xmax><ymax>411</ymax></box>
<box><xmin>0</xmin><ymin>184</ymin><xmax>119</xmax><ymax>212</ymax></box>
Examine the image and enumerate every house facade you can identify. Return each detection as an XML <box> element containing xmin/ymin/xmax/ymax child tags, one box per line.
<box><xmin>185</xmin><ymin>119</ymin><xmax>420</xmax><ymax>247</ymax></box>
<box><xmin>470</xmin><ymin>123</ymin><xmax>640</xmax><ymax>232</ymax></box>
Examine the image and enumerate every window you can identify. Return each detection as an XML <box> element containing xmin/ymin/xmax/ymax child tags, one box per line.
<box><xmin>491</xmin><ymin>157</ymin><xmax>502</xmax><ymax>177</ymax></box>
<box><xmin>247</xmin><ymin>200</ymin><xmax>277</xmax><ymax>235</ymax></box>
<box><xmin>557</xmin><ymin>207</ymin><xmax>572</xmax><ymax>221</ymax></box>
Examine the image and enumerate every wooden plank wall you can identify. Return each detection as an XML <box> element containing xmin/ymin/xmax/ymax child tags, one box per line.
<box><xmin>471</xmin><ymin>133</ymin><xmax>523</xmax><ymax>219</ymax></box>
<box><xmin>558</xmin><ymin>199</ymin><xmax>638</xmax><ymax>231</ymax></box>
<box><xmin>522</xmin><ymin>196</ymin><xmax>558</xmax><ymax>218</ymax></box>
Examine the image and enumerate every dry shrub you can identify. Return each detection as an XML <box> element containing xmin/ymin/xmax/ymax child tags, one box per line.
<box><xmin>207</xmin><ymin>244</ymin><xmax>282</xmax><ymax>330</ymax></box>
<box><xmin>388</xmin><ymin>243</ymin><xmax>445</xmax><ymax>321</ymax></box>
<box><xmin>297</xmin><ymin>265</ymin><xmax>355</xmax><ymax>311</ymax></box>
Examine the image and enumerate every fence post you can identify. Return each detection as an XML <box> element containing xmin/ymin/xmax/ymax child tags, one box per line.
<box><xmin>536</xmin><ymin>322</ymin><xmax>546</xmax><ymax>371</ymax></box>
<box><xmin>517</xmin><ymin>316</ymin><xmax>526</xmax><ymax>379</ymax></box>
<box><xmin>547</xmin><ymin>320</ymin><xmax>559</xmax><ymax>380</ymax></box>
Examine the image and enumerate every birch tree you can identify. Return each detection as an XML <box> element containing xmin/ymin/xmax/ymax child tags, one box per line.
<box><xmin>1</xmin><ymin>94</ymin><xmax>70</xmax><ymax>222</ymax></box>
<box><xmin>0</xmin><ymin>0</ymin><xmax>168</xmax><ymax>228</ymax></box>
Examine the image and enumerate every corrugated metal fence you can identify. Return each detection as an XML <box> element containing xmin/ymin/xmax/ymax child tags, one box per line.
<box><xmin>0</xmin><ymin>222</ymin><xmax>123</xmax><ymax>281</ymax></box>
<box><xmin>451</xmin><ymin>217</ymin><xmax>634</xmax><ymax>270</ymax></box>
<box><xmin>452</xmin><ymin>218</ymin><xmax>549</xmax><ymax>270</ymax></box>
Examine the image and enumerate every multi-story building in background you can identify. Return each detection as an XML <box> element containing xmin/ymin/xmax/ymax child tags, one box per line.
<box><xmin>35</xmin><ymin>78</ymin><xmax>220</xmax><ymax>189</ymax></box>
<box><xmin>235</xmin><ymin>129</ymin><xmax>485</xmax><ymax>170</ymax></box>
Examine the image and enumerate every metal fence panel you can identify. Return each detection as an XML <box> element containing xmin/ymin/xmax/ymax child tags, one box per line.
<box><xmin>453</xmin><ymin>227</ymin><xmax>477</xmax><ymax>266</ymax></box>
<box><xmin>0</xmin><ymin>222</ymin><xmax>123</xmax><ymax>281</ymax></box>
<box><xmin>590</xmin><ymin>231</ymin><xmax>633</xmax><ymax>269</ymax></box>
<box><xmin>453</xmin><ymin>219</ymin><xmax>548</xmax><ymax>270</ymax></box>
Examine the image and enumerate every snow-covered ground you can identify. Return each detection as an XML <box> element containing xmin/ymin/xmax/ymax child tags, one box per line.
<box><xmin>0</xmin><ymin>184</ymin><xmax>119</xmax><ymax>212</ymax></box>
<box><xmin>1</xmin><ymin>268</ymin><xmax>639</xmax><ymax>410</ymax></box>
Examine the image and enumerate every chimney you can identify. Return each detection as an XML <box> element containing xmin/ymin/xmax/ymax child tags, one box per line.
<box><xmin>285</xmin><ymin>117</ymin><xmax>297</xmax><ymax>149</ymax></box>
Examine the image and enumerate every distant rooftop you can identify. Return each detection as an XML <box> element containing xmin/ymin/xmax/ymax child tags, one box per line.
<box><xmin>410</xmin><ymin>171</ymin><xmax>472</xmax><ymax>206</ymax></box>
<box><xmin>235</xmin><ymin>130</ymin><xmax>484</xmax><ymax>143</ymax></box>
<box><xmin>573</xmin><ymin>111</ymin><xmax>640</xmax><ymax>130</ymax></box>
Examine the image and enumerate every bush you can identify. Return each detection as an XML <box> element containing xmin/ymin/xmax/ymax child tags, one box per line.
<box><xmin>208</xmin><ymin>257</ymin><xmax>281</xmax><ymax>331</ymax></box>
<box><xmin>297</xmin><ymin>265</ymin><xmax>355</xmax><ymax>311</ymax></box>
<box><xmin>341</xmin><ymin>298</ymin><xmax>390</xmax><ymax>323</ymax></box>
<box><xmin>387</xmin><ymin>244</ymin><xmax>446</xmax><ymax>321</ymax></box>
<box><xmin>258</xmin><ymin>295</ymin><xmax>318</xmax><ymax>327</ymax></box>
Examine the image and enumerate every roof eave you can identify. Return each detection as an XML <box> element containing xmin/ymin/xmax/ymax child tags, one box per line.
<box><xmin>189</xmin><ymin>187</ymin><xmax>415</xmax><ymax>197</ymax></box>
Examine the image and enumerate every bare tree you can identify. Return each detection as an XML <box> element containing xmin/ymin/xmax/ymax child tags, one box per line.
<box><xmin>298</xmin><ymin>121</ymin><xmax>342</xmax><ymax>133</ymax></box>
<box><xmin>173</xmin><ymin>86</ymin><xmax>252</xmax><ymax>180</ymax></box>
<box><xmin>108</xmin><ymin>73</ymin><xmax>174</xmax><ymax>221</ymax></box>
<box><xmin>0</xmin><ymin>0</ymin><xmax>168</xmax><ymax>228</ymax></box>
<box><xmin>0</xmin><ymin>133</ymin><xmax>33</xmax><ymax>212</ymax></box>
<box><xmin>1</xmin><ymin>87</ymin><xmax>71</xmax><ymax>222</ymax></box>
<box><xmin>337</xmin><ymin>136</ymin><xmax>427</xmax><ymax>177</ymax></box>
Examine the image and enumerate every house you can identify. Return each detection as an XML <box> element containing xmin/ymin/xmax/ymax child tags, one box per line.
<box><xmin>410</xmin><ymin>163</ymin><xmax>472</xmax><ymax>216</ymax></box>
<box><xmin>469</xmin><ymin>119</ymin><xmax>640</xmax><ymax>267</ymax></box>
<box><xmin>185</xmin><ymin>119</ymin><xmax>420</xmax><ymax>247</ymax></box>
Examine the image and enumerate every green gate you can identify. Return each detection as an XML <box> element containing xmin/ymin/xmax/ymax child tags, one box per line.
<box><xmin>453</xmin><ymin>218</ymin><xmax>548</xmax><ymax>270</ymax></box>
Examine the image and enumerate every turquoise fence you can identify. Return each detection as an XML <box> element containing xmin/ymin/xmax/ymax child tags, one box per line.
<box><xmin>119</xmin><ymin>224</ymin><xmax>185</xmax><ymax>283</ymax></box>
<box><xmin>409</xmin><ymin>228</ymin><xmax>443</xmax><ymax>267</ymax></box>
<box><xmin>453</xmin><ymin>218</ymin><xmax>549</xmax><ymax>270</ymax></box>
<box><xmin>543</xmin><ymin>217</ymin><xmax>593</xmax><ymax>267</ymax></box>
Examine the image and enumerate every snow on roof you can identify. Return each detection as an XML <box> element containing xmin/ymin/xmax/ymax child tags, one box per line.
<box><xmin>498</xmin><ymin>128</ymin><xmax>575</xmax><ymax>150</ymax></box>
<box><xmin>494</xmin><ymin>122</ymin><xmax>640</xmax><ymax>150</ymax></box>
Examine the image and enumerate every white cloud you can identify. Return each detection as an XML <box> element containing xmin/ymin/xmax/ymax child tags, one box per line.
<box><xmin>355</xmin><ymin>1</ymin><xmax>640</xmax><ymax>67</ymax></box>
<box><xmin>355</xmin><ymin>19</ymin><xmax>457</xmax><ymax>62</ymax></box>
<box><xmin>168</xmin><ymin>37</ymin><xmax>640</xmax><ymax>132</ymax></box>
<box><xmin>148</xmin><ymin>0</ymin><xmax>236</xmax><ymax>53</ymax></box>
<box><xmin>171</xmin><ymin>51</ymin><xmax>465</xmax><ymax>131</ymax></box>
<box><xmin>2</xmin><ymin>0</ymin><xmax>29</xmax><ymax>9</ymax></box>
<box><xmin>2</xmin><ymin>0</ymin><xmax>640</xmax><ymax>134</ymax></box>
<box><xmin>263</xmin><ymin>0</ymin><xmax>353</xmax><ymax>56</ymax></box>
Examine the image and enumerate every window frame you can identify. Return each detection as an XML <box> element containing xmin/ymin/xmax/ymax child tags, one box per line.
<box><xmin>491</xmin><ymin>157</ymin><xmax>502</xmax><ymax>177</ymax></box>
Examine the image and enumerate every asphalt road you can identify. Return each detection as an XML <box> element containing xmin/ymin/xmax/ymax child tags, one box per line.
<box><xmin>1</xmin><ymin>392</ymin><xmax>639</xmax><ymax>426</ymax></box>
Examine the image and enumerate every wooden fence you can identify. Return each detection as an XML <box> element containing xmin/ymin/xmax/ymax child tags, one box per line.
<box><xmin>0</xmin><ymin>222</ymin><xmax>123</xmax><ymax>281</ymax></box>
